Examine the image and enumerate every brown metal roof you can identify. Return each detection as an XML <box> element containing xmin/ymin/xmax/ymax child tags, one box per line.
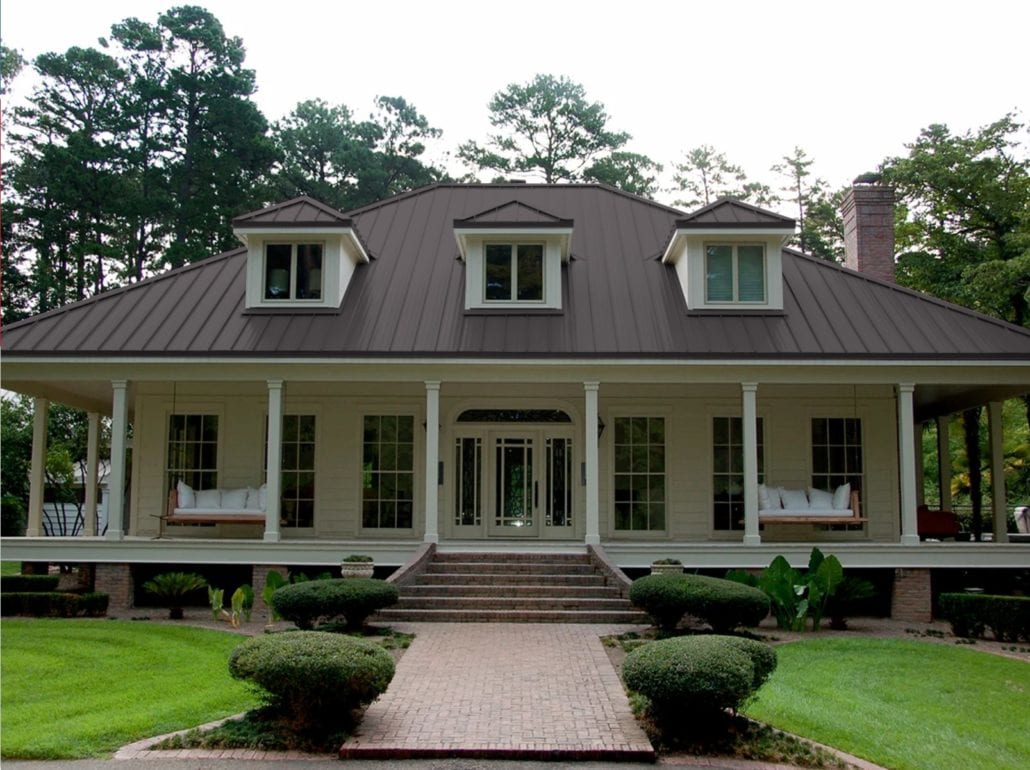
<box><xmin>232</xmin><ymin>196</ymin><xmax>352</xmax><ymax>228</ymax></box>
<box><xmin>676</xmin><ymin>197</ymin><xmax>795</xmax><ymax>228</ymax></box>
<box><xmin>4</xmin><ymin>183</ymin><xmax>1030</xmax><ymax>360</ymax></box>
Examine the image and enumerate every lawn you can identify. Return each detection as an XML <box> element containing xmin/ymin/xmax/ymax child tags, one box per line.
<box><xmin>745</xmin><ymin>638</ymin><xmax>1030</xmax><ymax>770</ymax></box>
<box><xmin>1</xmin><ymin>561</ymin><xmax>21</xmax><ymax>576</ymax></box>
<box><xmin>1</xmin><ymin>619</ymin><xmax>258</xmax><ymax>759</ymax></box>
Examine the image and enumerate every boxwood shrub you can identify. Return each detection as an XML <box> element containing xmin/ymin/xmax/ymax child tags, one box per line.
<box><xmin>0</xmin><ymin>574</ymin><xmax>60</xmax><ymax>592</ymax></box>
<box><xmin>270</xmin><ymin>578</ymin><xmax>399</xmax><ymax>631</ymax></box>
<box><xmin>939</xmin><ymin>592</ymin><xmax>1030</xmax><ymax>641</ymax></box>
<box><xmin>229</xmin><ymin>631</ymin><xmax>395</xmax><ymax>731</ymax></box>
<box><xmin>623</xmin><ymin>634</ymin><xmax>777</xmax><ymax>719</ymax></box>
<box><xmin>0</xmin><ymin>591</ymin><xmax>109</xmax><ymax>617</ymax></box>
<box><xmin>629</xmin><ymin>573</ymin><xmax>769</xmax><ymax>632</ymax></box>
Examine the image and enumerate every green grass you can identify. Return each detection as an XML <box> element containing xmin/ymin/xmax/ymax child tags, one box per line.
<box><xmin>1</xmin><ymin>561</ymin><xmax>22</xmax><ymax>576</ymax></box>
<box><xmin>745</xmin><ymin>638</ymin><xmax>1030</xmax><ymax>770</ymax></box>
<box><xmin>1</xmin><ymin>619</ymin><xmax>258</xmax><ymax>759</ymax></box>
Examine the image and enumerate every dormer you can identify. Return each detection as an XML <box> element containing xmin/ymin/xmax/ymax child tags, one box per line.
<box><xmin>233</xmin><ymin>196</ymin><xmax>369</xmax><ymax>311</ymax></box>
<box><xmin>453</xmin><ymin>201</ymin><xmax>573</xmax><ymax>311</ymax></box>
<box><xmin>661</xmin><ymin>198</ymin><xmax>795</xmax><ymax>312</ymax></box>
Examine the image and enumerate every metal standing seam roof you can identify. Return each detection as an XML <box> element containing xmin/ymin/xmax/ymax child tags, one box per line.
<box><xmin>3</xmin><ymin>183</ymin><xmax>1030</xmax><ymax>360</ymax></box>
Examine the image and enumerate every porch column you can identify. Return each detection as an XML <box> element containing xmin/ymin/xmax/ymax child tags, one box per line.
<box><xmin>741</xmin><ymin>383</ymin><xmax>761</xmax><ymax>545</ymax></box>
<box><xmin>988</xmin><ymin>401</ymin><xmax>1008</xmax><ymax>543</ymax></box>
<box><xmin>914</xmin><ymin>422</ymin><xmax>925</xmax><ymax>507</ymax></box>
<box><xmin>83</xmin><ymin>412</ymin><xmax>101</xmax><ymax>536</ymax></box>
<box><xmin>424</xmin><ymin>381</ymin><xmax>441</xmax><ymax>544</ymax></box>
<box><xmin>26</xmin><ymin>397</ymin><xmax>49</xmax><ymax>537</ymax></box>
<box><xmin>264</xmin><ymin>380</ymin><xmax>283</xmax><ymax>543</ymax></box>
<box><xmin>936</xmin><ymin>415</ymin><xmax>952</xmax><ymax>511</ymax></box>
<box><xmin>584</xmin><ymin>382</ymin><xmax>600</xmax><ymax>545</ymax></box>
<box><xmin>897</xmin><ymin>384</ymin><xmax>919</xmax><ymax>545</ymax></box>
<box><xmin>106</xmin><ymin>381</ymin><xmax>129</xmax><ymax>541</ymax></box>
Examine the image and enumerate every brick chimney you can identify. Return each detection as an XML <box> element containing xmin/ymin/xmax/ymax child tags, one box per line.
<box><xmin>841</xmin><ymin>184</ymin><xmax>895</xmax><ymax>282</ymax></box>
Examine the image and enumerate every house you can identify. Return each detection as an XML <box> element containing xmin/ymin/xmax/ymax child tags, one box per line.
<box><xmin>2</xmin><ymin>182</ymin><xmax>1028</xmax><ymax>621</ymax></box>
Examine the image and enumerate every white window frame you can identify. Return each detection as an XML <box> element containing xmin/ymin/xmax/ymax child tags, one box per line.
<box><xmin>483</xmin><ymin>242</ymin><xmax>546</xmax><ymax>304</ymax></box>
<box><xmin>611</xmin><ymin>415</ymin><xmax>668</xmax><ymax>534</ymax></box>
<box><xmin>263</xmin><ymin>242</ymin><xmax>325</xmax><ymax>302</ymax></box>
<box><xmin>704</xmin><ymin>242</ymin><xmax>766</xmax><ymax>304</ymax></box>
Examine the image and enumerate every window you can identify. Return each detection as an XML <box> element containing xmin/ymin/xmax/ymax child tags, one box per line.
<box><xmin>712</xmin><ymin>416</ymin><xmax>764</xmax><ymax>531</ymax></box>
<box><xmin>167</xmin><ymin>414</ymin><xmax>218</xmax><ymax>492</ymax></box>
<box><xmin>546</xmin><ymin>437</ymin><xmax>573</xmax><ymax>527</ymax></box>
<box><xmin>613</xmin><ymin>417</ymin><xmax>666</xmax><ymax>531</ymax></box>
<box><xmin>263</xmin><ymin>415</ymin><xmax>316</xmax><ymax>527</ymax></box>
<box><xmin>363</xmin><ymin>415</ymin><xmax>415</xmax><ymax>529</ymax></box>
<box><xmin>705</xmin><ymin>244</ymin><xmax>765</xmax><ymax>303</ymax></box>
<box><xmin>264</xmin><ymin>243</ymin><xmax>323</xmax><ymax>300</ymax></box>
<box><xmin>485</xmin><ymin>243</ymin><xmax>544</xmax><ymax>302</ymax></box>
<box><xmin>812</xmin><ymin>418</ymin><xmax>862</xmax><ymax>493</ymax></box>
<box><xmin>454</xmin><ymin>437</ymin><xmax>482</xmax><ymax>526</ymax></box>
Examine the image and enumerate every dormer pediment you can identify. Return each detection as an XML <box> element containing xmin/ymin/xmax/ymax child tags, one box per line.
<box><xmin>661</xmin><ymin>198</ymin><xmax>795</xmax><ymax>312</ymax></box>
<box><xmin>233</xmin><ymin>196</ymin><xmax>369</xmax><ymax>311</ymax></box>
<box><xmin>454</xmin><ymin>200</ymin><xmax>573</xmax><ymax>262</ymax></box>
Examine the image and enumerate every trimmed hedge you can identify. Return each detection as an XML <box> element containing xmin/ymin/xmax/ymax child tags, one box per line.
<box><xmin>270</xmin><ymin>578</ymin><xmax>399</xmax><ymax>631</ymax></box>
<box><xmin>623</xmin><ymin>634</ymin><xmax>777</xmax><ymax>717</ymax></box>
<box><xmin>0</xmin><ymin>591</ymin><xmax>109</xmax><ymax>617</ymax></box>
<box><xmin>629</xmin><ymin>573</ymin><xmax>770</xmax><ymax>632</ymax></box>
<box><xmin>229</xmin><ymin>631</ymin><xmax>395</xmax><ymax>731</ymax></box>
<box><xmin>939</xmin><ymin>593</ymin><xmax>1030</xmax><ymax>642</ymax></box>
<box><xmin>1</xmin><ymin>574</ymin><xmax>60</xmax><ymax>592</ymax></box>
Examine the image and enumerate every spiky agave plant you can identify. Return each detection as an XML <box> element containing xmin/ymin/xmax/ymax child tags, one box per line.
<box><xmin>144</xmin><ymin>572</ymin><xmax>208</xmax><ymax>619</ymax></box>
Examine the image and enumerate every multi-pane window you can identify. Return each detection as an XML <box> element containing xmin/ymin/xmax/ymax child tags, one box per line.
<box><xmin>705</xmin><ymin>244</ymin><xmax>765</xmax><ymax>302</ymax></box>
<box><xmin>812</xmin><ymin>418</ymin><xmax>862</xmax><ymax>493</ymax></box>
<box><xmin>613</xmin><ymin>417</ymin><xmax>666</xmax><ymax>531</ymax></box>
<box><xmin>363</xmin><ymin>415</ymin><xmax>415</xmax><ymax>529</ymax></box>
<box><xmin>546</xmin><ymin>437</ymin><xmax>573</xmax><ymax>527</ymax></box>
<box><xmin>485</xmin><ymin>243</ymin><xmax>544</xmax><ymax>301</ymax></box>
<box><xmin>713</xmin><ymin>416</ymin><xmax>765</xmax><ymax>531</ymax></box>
<box><xmin>279</xmin><ymin>415</ymin><xmax>316</xmax><ymax>528</ymax></box>
<box><xmin>454</xmin><ymin>437</ymin><xmax>482</xmax><ymax>526</ymax></box>
<box><xmin>264</xmin><ymin>243</ymin><xmax>323</xmax><ymax>300</ymax></box>
<box><xmin>167</xmin><ymin>414</ymin><xmax>218</xmax><ymax>492</ymax></box>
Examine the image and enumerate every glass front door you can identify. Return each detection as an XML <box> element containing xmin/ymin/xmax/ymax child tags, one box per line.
<box><xmin>490</xmin><ymin>434</ymin><xmax>536</xmax><ymax>536</ymax></box>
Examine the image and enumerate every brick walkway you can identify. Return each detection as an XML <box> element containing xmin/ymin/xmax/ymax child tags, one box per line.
<box><xmin>340</xmin><ymin>623</ymin><xmax>655</xmax><ymax>761</ymax></box>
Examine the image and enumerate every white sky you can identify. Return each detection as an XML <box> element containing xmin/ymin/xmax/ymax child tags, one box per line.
<box><xmin>2</xmin><ymin>0</ymin><xmax>1027</xmax><ymax>209</ymax></box>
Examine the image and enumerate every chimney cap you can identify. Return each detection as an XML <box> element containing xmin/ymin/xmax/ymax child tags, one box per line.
<box><xmin>852</xmin><ymin>171</ymin><xmax>883</xmax><ymax>185</ymax></box>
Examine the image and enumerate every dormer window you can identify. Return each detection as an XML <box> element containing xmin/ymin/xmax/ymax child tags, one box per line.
<box><xmin>485</xmin><ymin>243</ymin><xmax>544</xmax><ymax>302</ymax></box>
<box><xmin>705</xmin><ymin>244</ymin><xmax>765</xmax><ymax>303</ymax></box>
<box><xmin>264</xmin><ymin>243</ymin><xmax>324</xmax><ymax>301</ymax></box>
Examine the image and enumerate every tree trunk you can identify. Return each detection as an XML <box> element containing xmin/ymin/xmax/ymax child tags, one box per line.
<box><xmin>962</xmin><ymin>407</ymin><xmax>983</xmax><ymax>541</ymax></box>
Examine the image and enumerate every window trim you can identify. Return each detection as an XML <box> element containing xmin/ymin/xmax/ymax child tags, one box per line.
<box><xmin>483</xmin><ymin>241</ymin><xmax>546</xmax><ymax>304</ymax></box>
<box><xmin>704</xmin><ymin>242</ymin><xmax>767</xmax><ymax>304</ymax></box>
<box><xmin>360</xmin><ymin>413</ymin><xmax>417</xmax><ymax>532</ymax></box>
<box><xmin>810</xmin><ymin>416</ymin><xmax>864</xmax><ymax>495</ymax></box>
<box><xmin>165</xmin><ymin>411</ymin><xmax>222</xmax><ymax>494</ymax></box>
<box><xmin>610</xmin><ymin>414</ymin><xmax>669</xmax><ymax>535</ymax></box>
<box><xmin>263</xmin><ymin>241</ymin><xmax>325</xmax><ymax>302</ymax></box>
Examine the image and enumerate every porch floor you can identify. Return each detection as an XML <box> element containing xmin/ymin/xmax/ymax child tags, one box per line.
<box><xmin>339</xmin><ymin>622</ymin><xmax>654</xmax><ymax>761</ymax></box>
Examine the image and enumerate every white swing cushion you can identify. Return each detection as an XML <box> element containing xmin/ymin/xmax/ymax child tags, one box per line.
<box><xmin>177</xmin><ymin>480</ymin><xmax>196</xmax><ymax>509</ymax></box>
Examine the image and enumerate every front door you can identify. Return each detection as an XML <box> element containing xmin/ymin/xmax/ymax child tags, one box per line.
<box><xmin>489</xmin><ymin>432</ymin><xmax>537</xmax><ymax>536</ymax></box>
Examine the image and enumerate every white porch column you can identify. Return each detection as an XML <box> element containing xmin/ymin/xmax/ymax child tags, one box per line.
<box><xmin>423</xmin><ymin>381</ymin><xmax>441</xmax><ymax>544</ymax></box>
<box><xmin>936</xmin><ymin>415</ymin><xmax>952</xmax><ymax>511</ymax></box>
<box><xmin>264</xmin><ymin>380</ymin><xmax>283</xmax><ymax>543</ymax></box>
<box><xmin>584</xmin><ymin>382</ymin><xmax>600</xmax><ymax>545</ymax></box>
<box><xmin>987</xmin><ymin>401</ymin><xmax>1008</xmax><ymax>543</ymax></box>
<box><xmin>741</xmin><ymin>383</ymin><xmax>761</xmax><ymax>546</ymax></box>
<box><xmin>84</xmin><ymin>412</ymin><xmax>100</xmax><ymax>536</ymax></box>
<box><xmin>106</xmin><ymin>381</ymin><xmax>129</xmax><ymax>541</ymax></box>
<box><xmin>897</xmin><ymin>384</ymin><xmax>920</xmax><ymax>545</ymax></box>
<box><xmin>26</xmin><ymin>397</ymin><xmax>49</xmax><ymax>537</ymax></box>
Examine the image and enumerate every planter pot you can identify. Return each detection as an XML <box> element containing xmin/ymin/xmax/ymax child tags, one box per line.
<box><xmin>340</xmin><ymin>562</ymin><xmax>374</xmax><ymax>579</ymax></box>
<box><xmin>650</xmin><ymin>563</ymin><xmax>683</xmax><ymax>576</ymax></box>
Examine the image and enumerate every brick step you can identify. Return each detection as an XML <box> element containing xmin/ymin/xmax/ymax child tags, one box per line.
<box><xmin>410</xmin><ymin>572</ymin><xmax>607</xmax><ymax>587</ymax></box>
<box><xmin>421</xmin><ymin>561</ymin><xmax>597</xmax><ymax>575</ymax></box>
<box><xmin>376</xmin><ymin>608</ymin><xmax>649</xmax><ymax>624</ymax></box>
<box><xmin>393</xmin><ymin>596</ymin><xmax>634</xmax><ymax>611</ymax></box>
<box><xmin>432</xmin><ymin>551</ymin><xmax>589</xmax><ymax>563</ymax></box>
<box><xmin>404</xmin><ymin>584</ymin><xmax>622</xmax><ymax>599</ymax></box>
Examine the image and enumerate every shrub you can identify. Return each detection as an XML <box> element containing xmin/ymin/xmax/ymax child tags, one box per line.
<box><xmin>341</xmin><ymin>554</ymin><xmax>373</xmax><ymax>563</ymax></box>
<box><xmin>0</xmin><ymin>591</ymin><xmax>108</xmax><ymax>617</ymax></box>
<box><xmin>0</xmin><ymin>574</ymin><xmax>60</xmax><ymax>592</ymax></box>
<box><xmin>629</xmin><ymin>573</ymin><xmax>769</xmax><ymax>632</ymax></box>
<box><xmin>940</xmin><ymin>593</ymin><xmax>1030</xmax><ymax>641</ymax></box>
<box><xmin>623</xmin><ymin>635</ymin><xmax>777</xmax><ymax>718</ymax></box>
<box><xmin>143</xmin><ymin>572</ymin><xmax>208</xmax><ymax>619</ymax></box>
<box><xmin>1</xmin><ymin>495</ymin><xmax>26</xmax><ymax>536</ymax></box>
<box><xmin>270</xmin><ymin>578</ymin><xmax>399</xmax><ymax>631</ymax></box>
<box><xmin>228</xmin><ymin>631</ymin><xmax>395</xmax><ymax>732</ymax></box>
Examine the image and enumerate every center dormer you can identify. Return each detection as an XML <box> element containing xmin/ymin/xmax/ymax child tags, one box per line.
<box><xmin>661</xmin><ymin>198</ymin><xmax>795</xmax><ymax>312</ymax></box>
<box><xmin>233</xmin><ymin>196</ymin><xmax>369</xmax><ymax>311</ymax></box>
<box><xmin>454</xmin><ymin>201</ymin><xmax>573</xmax><ymax>312</ymax></box>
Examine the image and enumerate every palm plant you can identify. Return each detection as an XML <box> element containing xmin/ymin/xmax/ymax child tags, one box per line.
<box><xmin>143</xmin><ymin>572</ymin><xmax>207</xmax><ymax>619</ymax></box>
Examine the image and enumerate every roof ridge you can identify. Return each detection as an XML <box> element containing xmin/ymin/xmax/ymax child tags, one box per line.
<box><xmin>342</xmin><ymin>182</ymin><xmax>446</xmax><ymax>217</ymax></box>
<box><xmin>784</xmin><ymin>247</ymin><xmax>1030</xmax><ymax>339</ymax></box>
<box><xmin>1</xmin><ymin>249</ymin><xmax>245</xmax><ymax>333</ymax></box>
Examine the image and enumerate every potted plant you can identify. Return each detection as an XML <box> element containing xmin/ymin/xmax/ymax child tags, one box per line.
<box><xmin>650</xmin><ymin>558</ymin><xmax>683</xmax><ymax>575</ymax></box>
<box><xmin>340</xmin><ymin>554</ymin><xmax>375</xmax><ymax>579</ymax></box>
<box><xmin>143</xmin><ymin>572</ymin><xmax>208</xmax><ymax>619</ymax></box>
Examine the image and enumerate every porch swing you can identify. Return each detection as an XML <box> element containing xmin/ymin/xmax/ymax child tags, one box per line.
<box><xmin>156</xmin><ymin>382</ymin><xmax>267</xmax><ymax>537</ymax></box>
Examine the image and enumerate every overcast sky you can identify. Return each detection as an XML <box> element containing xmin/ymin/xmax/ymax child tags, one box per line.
<box><xmin>2</xmin><ymin>0</ymin><xmax>1027</xmax><ymax>209</ymax></box>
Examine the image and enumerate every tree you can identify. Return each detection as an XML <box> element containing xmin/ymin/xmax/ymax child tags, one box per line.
<box><xmin>458</xmin><ymin>74</ymin><xmax>631</xmax><ymax>184</ymax></box>
<box><xmin>672</xmin><ymin>145</ymin><xmax>775</xmax><ymax>209</ymax></box>
<box><xmin>584</xmin><ymin>151</ymin><xmax>663</xmax><ymax>197</ymax></box>
<box><xmin>772</xmin><ymin>147</ymin><xmax>830</xmax><ymax>256</ymax></box>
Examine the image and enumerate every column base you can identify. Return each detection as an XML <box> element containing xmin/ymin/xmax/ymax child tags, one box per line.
<box><xmin>584</xmin><ymin>534</ymin><xmax>601</xmax><ymax>545</ymax></box>
<box><xmin>743</xmin><ymin>534</ymin><xmax>762</xmax><ymax>546</ymax></box>
<box><xmin>899</xmin><ymin>534</ymin><xmax>921</xmax><ymax>546</ymax></box>
<box><xmin>104</xmin><ymin>530</ymin><xmax>124</xmax><ymax>541</ymax></box>
<box><xmin>423</xmin><ymin>533</ymin><xmax>439</xmax><ymax>544</ymax></box>
<box><xmin>263</xmin><ymin>531</ymin><xmax>281</xmax><ymax>543</ymax></box>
